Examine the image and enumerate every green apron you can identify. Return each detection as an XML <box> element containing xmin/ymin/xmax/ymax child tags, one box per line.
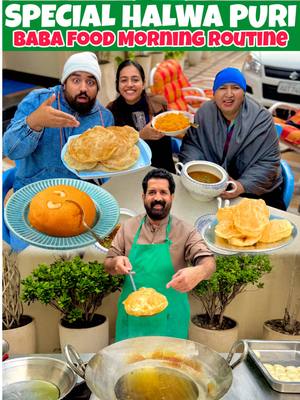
<box><xmin>116</xmin><ymin>216</ymin><xmax>190</xmax><ymax>342</ymax></box>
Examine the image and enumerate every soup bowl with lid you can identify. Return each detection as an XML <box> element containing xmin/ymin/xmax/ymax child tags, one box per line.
<box><xmin>175</xmin><ymin>161</ymin><xmax>237</xmax><ymax>202</ymax></box>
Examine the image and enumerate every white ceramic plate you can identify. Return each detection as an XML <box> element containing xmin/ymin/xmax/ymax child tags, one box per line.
<box><xmin>152</xmin><ymin>111</ymin><xmax>194</xmax><ymax>137</ymax></box>
<box><xmin>202</xmin><ymin>214</ymin><xmax>298</xmax><ymax>254</ymax></box>
<box><xmin>61</xmin><ymin>137</ymin><xmax>152</xmax><ymax>179</ymax></box>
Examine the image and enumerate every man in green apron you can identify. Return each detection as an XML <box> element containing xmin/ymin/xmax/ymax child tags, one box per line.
<box><xmin>105</xmin><ymin>169</ymin><xmax>215</xmax><ymax>341</ymax></box>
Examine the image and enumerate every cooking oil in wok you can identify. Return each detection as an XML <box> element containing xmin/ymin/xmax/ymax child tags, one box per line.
<box><xmin>114</xmin><ymin>366</ymin><xmax>199</xmax><ymax>400</ymax></box>
<box><xmin>3</xmin><ymin>380</ymin><xmax>60</xmax><ymax>400</ymax></box>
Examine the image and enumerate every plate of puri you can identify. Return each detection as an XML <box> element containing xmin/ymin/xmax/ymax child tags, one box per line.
<box><xmin>4</xmin><ymin>178</ymin><xmax>120</xmax><ymax>250</ymax></box>
<box><xmin>152</xmin><ymin>111</ymin><xmax>194</xmax><ymax>137</ymax></box>
<box><xmin>202</xmin><ymin>198</ymin><xmax>297</xmax><ymax>253</ymax></box>
<box><xmin>61</xmin><ymin>125</ymin><xmax>152</xmax><ymax>179</ymax></box>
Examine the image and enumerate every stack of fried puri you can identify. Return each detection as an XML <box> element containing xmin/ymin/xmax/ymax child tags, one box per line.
<box><xmin>215</xmin><ymin>198</ymin><xmax>293</xmax><ymax>247</ymax></box>
<box><xmin>64</xmin><ymin>125</ymin><xmax>140</xmax><ymax>171</ymax></box>
<box><xmin>123</xmin><ymin>287</ymin><xmax>168</xmax><ymax>317</ymax></box>
<box><xmin>28</xmin><ymin>185</ymin><xmax>96</xmax><ymax>237</ymax></box>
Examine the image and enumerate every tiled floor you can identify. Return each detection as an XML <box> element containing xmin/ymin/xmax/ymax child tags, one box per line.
<box><xmin>182</xmin><ymin>51</ymin><xmax>300</xmax><ymax>215</ymax></box>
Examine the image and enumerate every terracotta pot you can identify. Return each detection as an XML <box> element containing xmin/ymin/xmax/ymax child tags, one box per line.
<box><xmin>59</xmin><ymin>314</ymin><xmax>109</xmax><ymax>353</ymax></box>
<box><xmin>263</xmin><ymin>321</ymin><xmax>300</xmax><ymax>340</ymax></box>
<box><xmin>189</xmin><ymin>315</ymin><xmax>239</xmax><ymax>352</ymax></box>
<box><xmin>3</xmin><ymin>315</ymin><xmax>37</xmax><ymax>355</ymax></box>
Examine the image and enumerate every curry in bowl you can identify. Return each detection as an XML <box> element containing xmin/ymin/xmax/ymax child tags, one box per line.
<box><xmin>188</xmin><ymin>171</ymin><xmax>221</xmax><ymax>184</ymax></box>
<box><xmin>175</xmin><ymin>161</ymin><xmax>237</xmax><ymax>201</ymax></box>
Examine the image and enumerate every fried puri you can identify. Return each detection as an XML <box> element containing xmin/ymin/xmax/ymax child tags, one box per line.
<box><xmin>28</xmin><ymin>185</ymin><xmax>96</xmax><ymax>237</ymax></box>
<box><xmin>215</xmin><ymin>198</ymin><xmax>293</xmax><ymax>247</ymax></box>
<box><xmin>68</xmin><ymin>126</ymin><xmax>119</xmax><ymax>162</ymax></box>
<box><xmin>66</xmin><ymin>125</ymin><xmax>140</xmax><ymax>171</ymax></box>
<box><xmin>64</xmin><ymin>148</ymin><xmax>98</xmax><ymax>170</ymax></box>
<box><xmin>123</xmin><ymin>287</ymin><xmax>168</xmax><ymax>317</ymax></box>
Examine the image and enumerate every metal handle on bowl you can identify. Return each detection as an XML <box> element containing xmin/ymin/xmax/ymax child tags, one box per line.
<box><xmin>226</xmin><ymin>340</ymin><xmax>248</xmax><ymax>370</ymax></box>
<box><xmin>217</xmin><ymin>197</ymin><xmax>230</xmax><ymax>209</ymax></box>
<box><xmin>224</xmin><ymin>180</ymin><xmax>238</xmax><ymax>194</ymax></box>
<box><xmin>175</xmin><ymin>162</ymin><xmax>183</xmax><ymax>176</ymax></box>
<box><xmin>64</xmin><ymin>344</ymin><xmax>86</xmax><ymax>378</ymax></box>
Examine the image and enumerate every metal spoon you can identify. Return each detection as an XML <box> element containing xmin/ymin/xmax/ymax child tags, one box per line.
<box><xmin>65</xmin><ymin>200</ymin><xmax>103</xmax><ymax>245</ymax></box>
<box><xmin>128</xmin><ymin>271</ymin><xmax>137</xmax><ymax>291</ymax></box>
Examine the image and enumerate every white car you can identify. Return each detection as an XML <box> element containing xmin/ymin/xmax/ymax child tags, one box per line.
<box><xmin>242</xmin><ymin>52</ymin><xmax>300</xmax><ymax>108</ymax></box>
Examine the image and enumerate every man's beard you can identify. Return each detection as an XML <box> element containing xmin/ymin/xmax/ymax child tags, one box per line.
<box><xmin>144</xmin><ymin>200</ymin><xmax>172</xmax><ymax>221</ymax></box>
<box><xmin>64</xmin><ymin>90</ymin><xmax>96</xmax><ymax>114</ymax></box>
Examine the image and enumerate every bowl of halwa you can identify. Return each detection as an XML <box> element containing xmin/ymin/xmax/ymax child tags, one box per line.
<box><xmin>152</xmin><ymin>111</ymin><xmax>194</xmax><ymax>137</ymax></box>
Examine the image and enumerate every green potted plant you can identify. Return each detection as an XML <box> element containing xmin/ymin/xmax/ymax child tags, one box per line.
<box><xmin>2</xmin><ymin>245</ymin><xmax>37</xmax><ymax>354</ymax></box>
<box><xmin>21</xmin><ymin>256</ymin><xmax>124</xmax><ymax>352</ymax></box>
<box><xmin>263</xmin><ymin>262</ymin><xmax>300</xmax><ymax>339</ymax></box>
<box><xmin>190</xmin><ymin>254</ymin><xmax>272</xmax><ymax>352</ymax></box>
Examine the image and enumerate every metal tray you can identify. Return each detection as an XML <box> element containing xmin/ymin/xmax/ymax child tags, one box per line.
<box><xmin>247</xmin><ymin>340</ymin><xmax>300</xmax><ymax>393</ymax></box>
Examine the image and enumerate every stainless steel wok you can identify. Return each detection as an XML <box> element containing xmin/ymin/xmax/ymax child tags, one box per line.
<box><xmin>2</xmin><ymin>356</ymin><xmax>77</xmax><ymax>400</ymax></box>
<box><xmin>64</xmin><ymin>336</ymin><xmax>247</xmax><ymax>400</ymax></box>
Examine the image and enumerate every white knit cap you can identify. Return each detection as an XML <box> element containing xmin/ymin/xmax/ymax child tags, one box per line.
<box><xmin>61</xmin><ymin>52</ymin><xmax>101</xmax><ymax>88</ymax></box>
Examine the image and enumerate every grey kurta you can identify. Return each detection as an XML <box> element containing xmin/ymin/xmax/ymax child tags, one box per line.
<box><xmin>179</xmin><ymin>96</ymin><xmax>283</xmax><ymax>195</ymax></box>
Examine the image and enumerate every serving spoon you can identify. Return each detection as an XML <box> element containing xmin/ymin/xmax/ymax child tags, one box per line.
<box><xmin>66</xmin><ymin>200</ymin><xmax>137</xmax><ymax>290</ymax></box>
<box><xmin>65</xmin><ymin>200</ymin><xmax>104</xmax><ymax>245</ymax></box>
<box><xmin>128</xmin><ymin>271</ymin><xmax>137</xmax><ymax>291</ymax></box>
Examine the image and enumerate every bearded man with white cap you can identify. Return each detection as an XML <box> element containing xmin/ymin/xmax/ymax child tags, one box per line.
<box><xmin>3</xmin><ymin>52</ymin><xmax>114</xmax><ymax>191</ymax></box>
<box><xmin>179</xmin><ymin>67</ymin><xmax>285</xmax><ymax>210</ymax></box>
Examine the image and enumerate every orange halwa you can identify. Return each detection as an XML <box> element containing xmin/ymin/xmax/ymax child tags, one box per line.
<box><xmin>154</xmin><ymin>113</ymin><xmax>190</xmax><ymax>132</ymax></box>
<box><xmin>28</xmin><ymin>185</ymin><xmax>96</xmax><ymax>237</ymax></box>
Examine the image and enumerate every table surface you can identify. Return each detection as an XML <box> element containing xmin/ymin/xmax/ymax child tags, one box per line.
<box><xmin>10</xmin><ymin>352</ymin><xmax>299</xmax><ymax>399</ymax></box>
<box><xmin>19</xmin><ymin>166</ymin><xmax>300</xmax><ymax>260</ymax></box>
<box><xmin>102</xmin><ymin>167</ymin><xmax>300</xmax><ymax>255</ymax></box>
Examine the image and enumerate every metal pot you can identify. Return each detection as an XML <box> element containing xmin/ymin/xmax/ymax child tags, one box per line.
<box><xmin>64</xmin><ymin>336</ymin><xmax>248</xmax><ymax>400</ymax></box>
<box><xmin>2</xmin><ymin>356</ymin><xmax>77</xmax><ymax>399</ymax></box>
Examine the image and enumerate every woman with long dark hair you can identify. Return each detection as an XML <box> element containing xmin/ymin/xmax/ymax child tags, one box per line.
<box><xmin>107</xmin><ymin>60</ymin><xmax>175</xmax><ymax>173</ymax></box>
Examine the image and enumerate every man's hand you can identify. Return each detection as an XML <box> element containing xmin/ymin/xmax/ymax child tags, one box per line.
<box><xmin>140</xmin><ymin>122</ymin><xmax>165</xmax><ymax>141</ymax></box>
<box><xmin>166</xmin><ymin>256</ymin><xmax>216</xmax><ymax>292</ymax></box>
<box><xmin>104</xmin><ymin>256</ymin><xmax>132</xmax><ymax>275</ymax></box>
<box><xmin>26</xmin><ymin>94</ymin><xmax>80</xmax><ymax>132</ymax></box>
<box><xmin>221</xmin><ymin>178</ymin><xmax>245</xmax><ymax>199</ymax></box>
